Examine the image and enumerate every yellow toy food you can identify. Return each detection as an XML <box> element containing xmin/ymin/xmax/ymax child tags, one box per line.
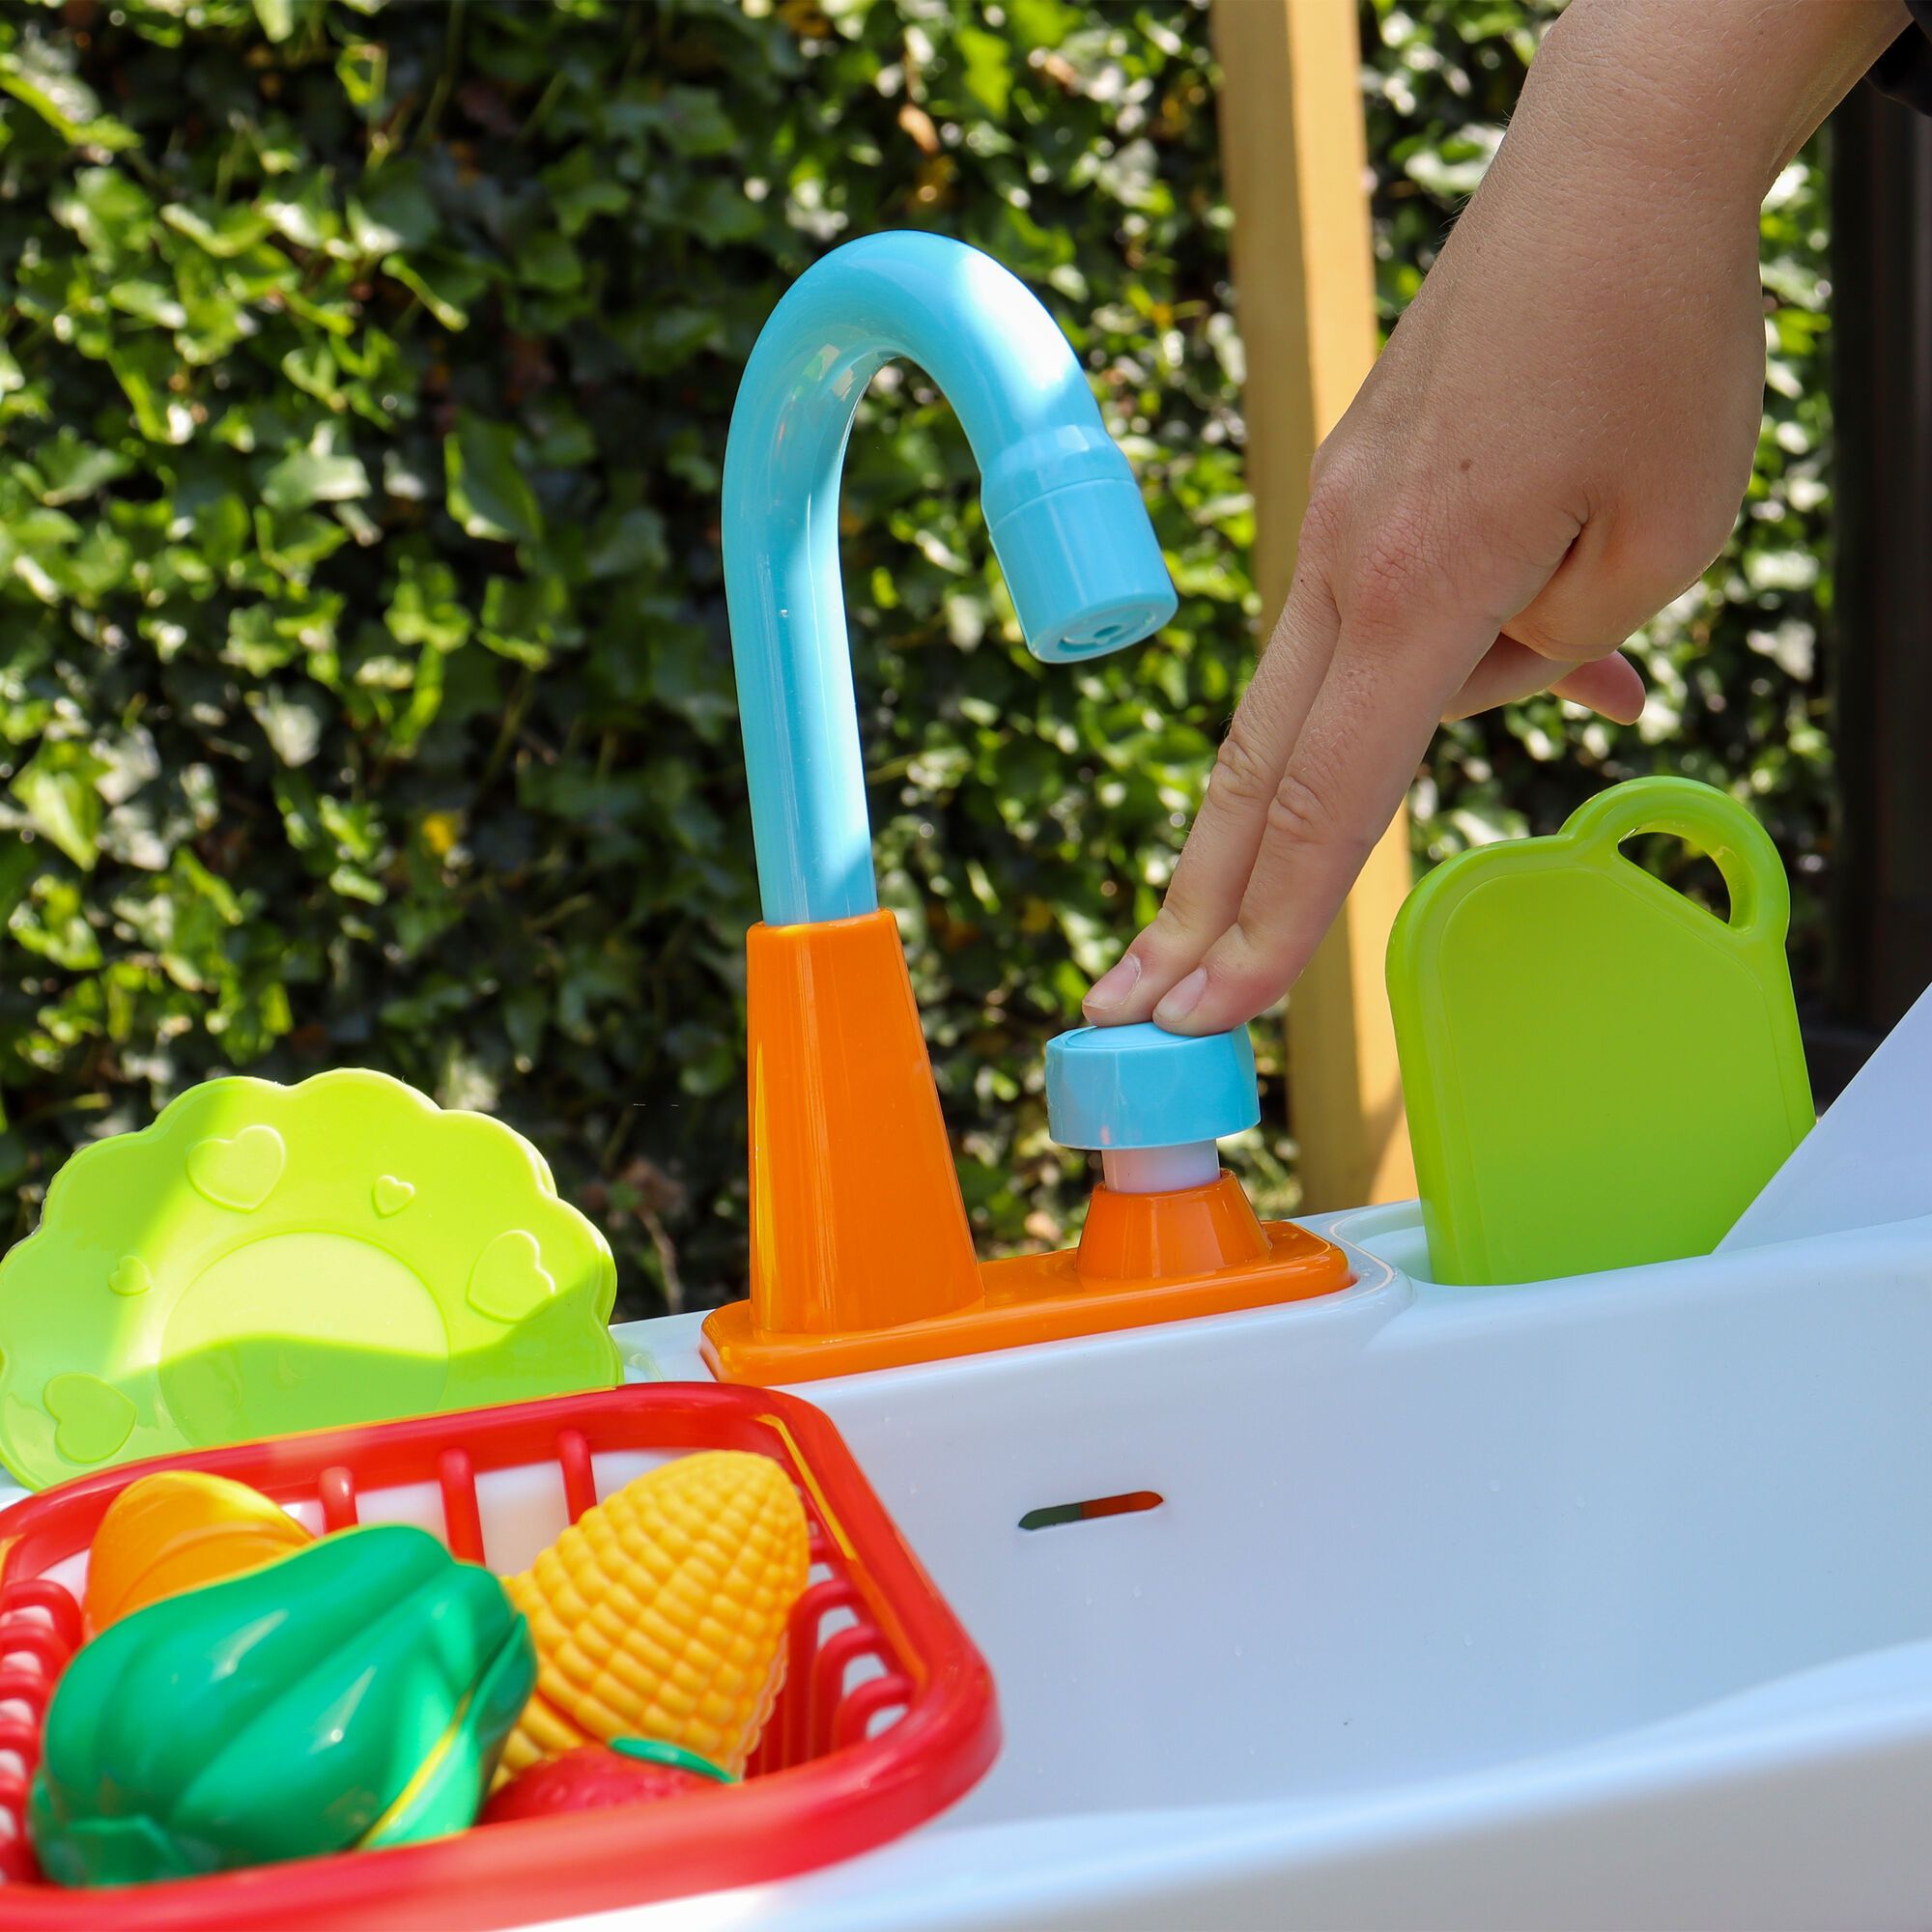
<box><xmin>502</xmin><ymin>1450</ymin><xmax>810</xmax><ymax>1779</ymax></box>
<box><xmin>83</xmin><ymin>1469</ymin><xmax>312</xmax><ymax>1633</ymax></box>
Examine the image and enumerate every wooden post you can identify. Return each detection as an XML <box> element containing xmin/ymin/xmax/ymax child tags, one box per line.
<box><xmin>1211</xmin><ymin>0</ymin><xmax>1416</xmax><ymax>1208</ymax></box>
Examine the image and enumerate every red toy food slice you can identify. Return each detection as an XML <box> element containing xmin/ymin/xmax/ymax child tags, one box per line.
<box><xmin>480</xmin><ymin>1739</ymin><xmax>735</xmax><ymax>1824</ymax></box>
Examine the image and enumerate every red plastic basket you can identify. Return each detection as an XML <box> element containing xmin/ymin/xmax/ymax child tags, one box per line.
<box><xmin>0</xmin><ymin>1383</ymin><xmax>999</xmax><ymax>1930</ymax></box>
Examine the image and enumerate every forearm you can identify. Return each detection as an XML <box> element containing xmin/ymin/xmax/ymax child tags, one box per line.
<box><xmin>1089</xmin><ymin>0</ymin><xmax>1906</xmax><ymax>1037</ymax></box>
<box><xmin>1391</xmin><ymin>0</ymin><xmax>1904</xmax><ymax>468</ymax></box>
<box><xmin>1520</xmin><ymin>0</ymin><xmax>1907</xmax><ymax>212</ymax></box>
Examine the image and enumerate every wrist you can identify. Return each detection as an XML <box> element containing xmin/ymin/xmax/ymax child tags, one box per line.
<box><xmin>1527</xmin><ymin>0</ymin><xmax>1906</xmax><ymax>206</ymax></box>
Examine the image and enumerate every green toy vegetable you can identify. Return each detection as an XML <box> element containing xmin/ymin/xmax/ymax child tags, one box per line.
<box><xmin>29</xmin><ymin>1523</ymin><xmax>535</xmax><ymax>1888</ymax></box>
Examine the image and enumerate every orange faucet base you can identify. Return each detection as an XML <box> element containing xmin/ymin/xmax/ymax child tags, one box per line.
<box><xmin>701</xmin><ymin>1174</ymin><xmax>1352</xmax><ymax>1387</ymax></box>
<box><xmin>742</xmin><ymin>911</ymin><xmax>983</xmax><ymax>1339</ymax></box>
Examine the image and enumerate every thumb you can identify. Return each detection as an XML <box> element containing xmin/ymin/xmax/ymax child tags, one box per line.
<box><xmin>1443</xmin><ymin>637</ymin><xmax>1646</xmax><ymax>723</ymax></box>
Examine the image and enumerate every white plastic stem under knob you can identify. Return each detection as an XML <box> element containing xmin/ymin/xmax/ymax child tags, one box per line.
<box><xmin>1100</xmin><ymin>1142</ymin><xmax>1218</xmax><ymax>1194</ymax></box>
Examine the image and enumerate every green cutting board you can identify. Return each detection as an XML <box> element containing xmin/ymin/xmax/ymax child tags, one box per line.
<box><xmin>1386</xmin><ymin>777</ymin><xmax>1813</xmax><ymax>1286</ymax></box>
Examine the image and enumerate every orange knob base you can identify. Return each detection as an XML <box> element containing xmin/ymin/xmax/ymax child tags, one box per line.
<box><xmin>1075</xmin><ymin>1171</ymin><xmax>1270</xmax><ymax>1280</ymax></box>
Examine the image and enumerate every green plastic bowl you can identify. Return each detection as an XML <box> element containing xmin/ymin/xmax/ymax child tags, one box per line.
<box><xmin>0</xmin><ymin>1068</ymin><xmax>621</xmax><ymax>1490</ymax></box>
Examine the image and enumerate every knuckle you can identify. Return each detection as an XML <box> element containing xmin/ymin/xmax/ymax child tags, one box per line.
<box><xmin>1307</xmin><ymin>429</ymin><xmax>1342</xmax><ymax>492</ymax></box>
<box><xmin>1141</xmin><ymin>904</ymin><xmax>1202</xmax><ymax>954</ymax></box>
<box><xmin>1508</xmin><ymin>610</ymin><xmax>1590</xmax><ymax>662</ymax></box>
<box><xmin>1209</xmin><ymin>920</ymin><xmax>1306</xmax><ymax>1015</ymax></box>
<box><xmin>1264</xmin><ymin>767</ymin><xmax>1338</xmax><ymax>850</ymax></box>
<box><xmin>1264</xmin><ymin>758</ymin><xmax>1378</xmax><ymax>865</ymax></box>
<box><xmin>1180</xmin><ymin>918</ymin><xmax>1274</xmax><ymax>1000</ymax></box>
<box><xmin>1339</xmin><ymin>500</ymin><xmax>1441</xmax><ymax>637</ymax></box>
<box><xmin>1299</xmin><ymin>469</ymin><xmax>1353</xmax><ymax>560</ymax></box>
<box><xmin>1308</xmin><ymin>418</ymin><xmax>1378</xmax><ymax>506</ymax></box>
<box><xmin>1203</xmin><ymin>958</ymin><xmax>1281</xmax><ymax>1019</ymax></box>
<box><xmin>1208</xmin><ymin>721</ymin><xmax>1277</xmax><ymax>808</ymax></box>
<box><xmin>1620</xmin><ymin>502</ymin><xmax>1735</xmax><ymax>600</ymax></box>
<box><xmin>1662</xmin><ymin>508</ymin><xmax>1736</xmax><ymax>584</ymax></box>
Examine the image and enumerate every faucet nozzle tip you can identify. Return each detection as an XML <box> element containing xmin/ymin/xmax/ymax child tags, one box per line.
<box><xmin>986</xmin><ymin>472</ymin><xmax>1177</xmax><ymax>665</ymax></box>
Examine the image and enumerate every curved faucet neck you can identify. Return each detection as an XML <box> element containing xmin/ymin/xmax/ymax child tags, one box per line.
<box><xmin>723</xmin><ymin>231</ymin><xmax>1168</xmax><ymax>926</ymax></box>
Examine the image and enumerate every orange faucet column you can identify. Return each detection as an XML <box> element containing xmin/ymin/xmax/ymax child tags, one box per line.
<box><xmin>735</xmin><ymin>910</ymin><xmax>981</xmax><ymax>1337</ymax></box>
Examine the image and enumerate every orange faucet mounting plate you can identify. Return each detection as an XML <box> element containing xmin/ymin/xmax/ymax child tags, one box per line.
<box><xmin>712</xmin><ymin>907</ymin><xmax>1351</xmax><ymax>1386</ymax></box>
<box><xmin>702</xmin><ymin>1174</ymin><xmax>1352</xmax><ymax>1386</ymax></box>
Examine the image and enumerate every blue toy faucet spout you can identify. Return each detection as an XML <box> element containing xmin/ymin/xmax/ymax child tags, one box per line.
<box><xmin>723</xmin><ymin>232</ymin><xmax>1177</xmax><ymax>926</ymax></box>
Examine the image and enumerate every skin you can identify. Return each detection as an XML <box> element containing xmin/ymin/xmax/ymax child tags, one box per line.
<box><xmin>1085</xmin><ymin>0</ymin><xmax>1909</xmax><ymax>1037</ymax></box>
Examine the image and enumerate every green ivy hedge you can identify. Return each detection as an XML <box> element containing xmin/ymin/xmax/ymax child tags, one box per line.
<box><xmin>0</xmin><ymin>0</ymin><xmax>1832</xmax><ymax>1316</ymax></box>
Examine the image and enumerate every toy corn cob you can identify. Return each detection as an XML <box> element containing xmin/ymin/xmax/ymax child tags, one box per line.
<box><xmin>501</xmin><ymin>1449</ymin><xmax>810</xmax><ymax>1780</ymax></box>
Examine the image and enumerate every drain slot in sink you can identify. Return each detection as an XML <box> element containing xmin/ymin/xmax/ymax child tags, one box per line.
<box><xmin>1018</xmin><ymin>1492</ymin><xmax>1162</xmax><ymax>1531</ymax></box>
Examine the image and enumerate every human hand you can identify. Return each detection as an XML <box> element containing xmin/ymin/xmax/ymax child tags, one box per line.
<box><xmin>1084</xmin><ymin>0</ymin><xmax>1905</xmax><ymax>1037</ymax></box>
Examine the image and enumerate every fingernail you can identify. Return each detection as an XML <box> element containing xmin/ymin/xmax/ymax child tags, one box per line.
<box><xmin>1084</xmin><ymin>952</ymin><xmax>1141</xmax><ymax>1015</ymax></box>
<box><xmin>1153</xmin><ymin>967</ymin><xmax>1208</xmax><ymax>1028</ymax></box>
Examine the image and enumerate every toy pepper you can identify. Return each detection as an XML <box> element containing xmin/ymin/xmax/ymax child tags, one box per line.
<box><xmin>82</xmin><ymin>1469</ymin><xmax>312</xmax><ymax>1631</ymax></box>
<box><xmin>29</xmin><ymin>1522</ymin><xmax>534</xmax><ymax>1888</ymax></box>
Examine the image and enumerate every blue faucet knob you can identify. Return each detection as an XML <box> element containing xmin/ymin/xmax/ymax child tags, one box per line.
<box><xmin>1045</xmin><ymin>1022</ymin><xmax>1260</xmax><ymax>1152</ymax></box>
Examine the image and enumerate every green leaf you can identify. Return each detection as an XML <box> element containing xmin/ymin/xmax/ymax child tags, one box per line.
<box><xmin>954</xmin><ymin>27</ymin><xmax>1013</xmax><ymax>119</ymax></box>
<box><xmin>611</xmin><ymin>304</ymin><xmax>720</xmax><ymax>375</ymax></box>
<box><xmin>0</xmin><ymin>39</ymin><xmax>136</xmax><ymax>150</ymax></box>
<box><xmin>252</xmin><ymin>0</ymin><xmax>297</xmax><ymax>41</ymax></box>
<box><xmin>541</xmin><ymin>148</ymin><xmax>629</xmax><ymax>237</ymax></box>
<box><xmin>262</xmin><ymin>175</ymin><xmax>339</xmax><ymax>252</ymax></box>
<box><xmin>445</xmin><ymin>412</ymin><xmax>542</xmax><ymax>544</ymax></box>
<box><xmin>336</xmin><ymin>40</ymin><xmax>387</xmax><ymax>113</ymax></box>
<box><xmin>514</xmin><ymin>232</ymin><xmax>582</xmax><ymax>294</ymax></box>
<box><xmin>12</xmin><ymin>743</ymin><xmax>109</xmax><ymax>871</ymax></box>
<box><xmin>479</xmin><ymin>574</ymin><xmax>577</xmax><ymax>666</ymax></box>
<box><xmin>161</xmin><ymin>203</ymin><xmax>273</xmax><ymax>258</ymax></box>
<box><xmin>52</xmin><ymin>167</ymin><xmax>154</xmax><ymax>258</ymax></box>
<box><xmin>226</xmin><ymin>604</ymin><xmax>300</xmax><ymax>675</ymax></box>
<box><xmin>108</xmin><ymin>280</ymin><xmax>189</xmax><ymax>330</ymax></box>
<box><xmin>651</xmin><ymin>622</ymin><xmax>736</xmax><ymax>742</ymax></box>
<box><xmin>653</xmin><ymin>86</ymin><xmax>737</xmax><ymax>156</ymax></box>
<box><xmin>262</xmin><ymin>441</ymin><xmax>369</xmax><ymax>512</ymax></box>
<box><xmin>585</xmin><ymin>505</ymin><xmax>668</xmax><ymax>580</ymax></box>
<box><xmin>668</xmin><ymin>177</ymin><xmax>760</xmax><ymax>242</ymax></box>
<box><xmin>31</xmin><ymin>434</ymin><xmax>133</xmax><ymax>506</ymax></box>
<box><xmin>0</xmin><ymin>835</ymin><xmax>41</xmax><ymax>926</ymax></box>
<box><xmin>11</xmin><ymin>876</ymin><xmax>102</xmax><ymax>970</ymax></box>
<box><xmin>281</xmin><ymin>344</ymin><xmax>344</xmax><ymax>409</ymax></box>
<box><xmin>349</xmin><ymin>166</ymin><xmax>436</xmax><ymax>256</ymax></box>
<box><xmin>246</xmin><ymin>686</ymin><xmax>326</xmax><ymax>767</ymax></box>
<box><xmin>195</xmin><ymin>494</ymin><xmax>253</xmax><ymax>572</ymax></box>
<box><xmin>254</xmin><ymin>507</ymin><xmax>351</xmax><ymax>582</ymax></box>
<box><xmin>382</xmin><ymin>253</ymin><xmax>483</xmax><ymax>330</ymax></box>
<box><xmin>105</xmin><ymin>340</ymin><xmax>185</xmax><ymax>446</ymax></box>
<box><xmin>385</xmin><ymin>557</ymin><xmax>472</xmax><ymax>652</ymax></box>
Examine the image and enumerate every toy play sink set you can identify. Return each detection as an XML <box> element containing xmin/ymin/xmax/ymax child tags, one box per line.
<box><xmin>0</xmin><ymin>232</ymin><xmax>1926</xmax><ymax>1930</ymax></box>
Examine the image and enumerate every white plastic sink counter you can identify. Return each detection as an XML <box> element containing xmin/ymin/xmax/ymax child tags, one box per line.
<box><xmin>11</xmin><ymin>1203</ymin><xmax>1929</xmax><ymax>1927</ymax></box>
<box><xmin>559</xmin><ymin>1201</ymin><xmax>1932</xmax><ymax>1931</ymax></box>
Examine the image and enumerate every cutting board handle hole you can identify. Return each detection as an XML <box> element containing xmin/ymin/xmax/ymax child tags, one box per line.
<box><xmin>1616</xmin><ymin>833</ymin><xmax>1732</xmax><ymax>925</ymax></box>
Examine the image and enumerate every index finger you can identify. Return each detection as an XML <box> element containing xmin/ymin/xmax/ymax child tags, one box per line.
<box><xmin>1080</xmin><ymin>558</ymin><xmax>1344</xmax><ymax>1025</ymax></box>
<box><xmin>1150</xmin><ymin>615</ymin><xmax>1482</xmax><ymax>1036</ymax></box>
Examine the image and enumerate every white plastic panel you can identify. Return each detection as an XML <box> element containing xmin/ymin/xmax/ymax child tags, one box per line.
<box><xmin>610</xmin><ymin>1209</ymin><xmax>1932</xmax><ymax>1928</ymax></box>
